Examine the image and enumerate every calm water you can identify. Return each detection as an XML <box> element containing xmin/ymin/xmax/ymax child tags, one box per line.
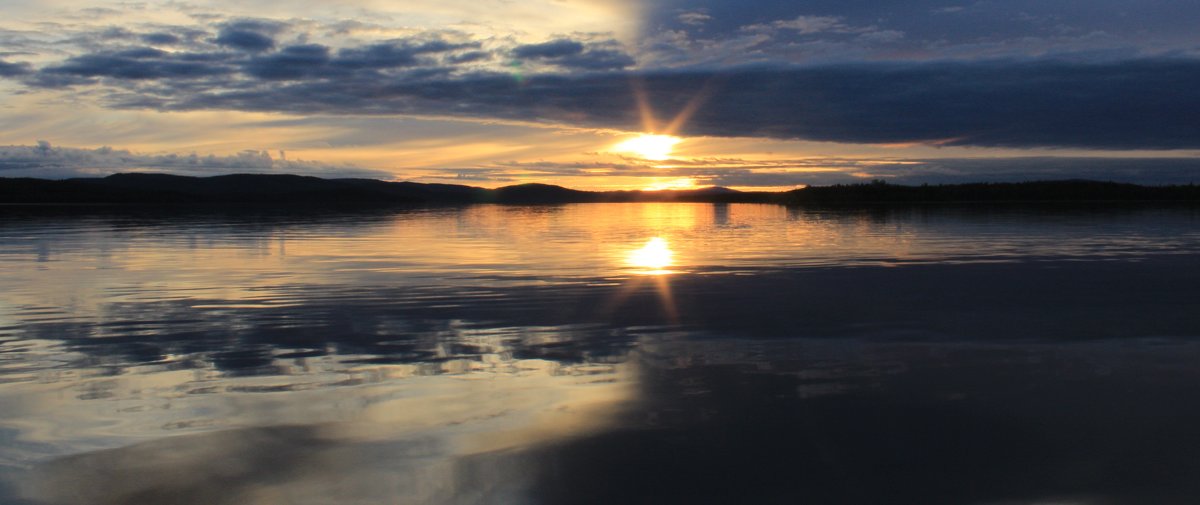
<box><xmin>1</xmin><ymin>203</ymin><xmax>1199</xmax><ymax>504</ymax></box>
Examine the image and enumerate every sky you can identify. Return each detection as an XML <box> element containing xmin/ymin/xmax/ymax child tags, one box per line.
<box><xmin>0</xmin><ymin>0</ymin><xmax>1198</xmax><ymax>190</ymax></box>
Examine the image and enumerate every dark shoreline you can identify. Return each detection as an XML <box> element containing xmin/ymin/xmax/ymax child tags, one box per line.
<box><xmin>3</xmin><ymin>173</ymin><xmax>1199</xmax><ymax>208</ymax></box>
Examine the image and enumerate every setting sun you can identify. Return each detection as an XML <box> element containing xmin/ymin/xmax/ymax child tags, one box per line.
<box><xmin>613</xmin><ymin>134</ymin><xmax>682</xmax><ymax>161</ymax></box>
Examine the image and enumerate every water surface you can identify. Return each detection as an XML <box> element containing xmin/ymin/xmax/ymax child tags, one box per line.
<box><xmin>1</xmin><ymin>203</ymin><xmax>1199</xmax><ymax>504</ymax></box>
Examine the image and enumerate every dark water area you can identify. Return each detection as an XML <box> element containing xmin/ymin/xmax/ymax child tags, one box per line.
<box><xmin>1</xmin><ymin>203</ymin><xmax>1199</xmax><ymax>504</ymax></box>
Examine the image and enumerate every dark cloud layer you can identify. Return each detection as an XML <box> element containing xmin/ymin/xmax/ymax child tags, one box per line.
<box><xmin>513</xmin><ymin>39</ymin><xmax>585</xmax><ymax>59</ymax></box>
<box><xmin>56</xmin><ymin>56</ymin><xmax>1200</xmax><ymax>150</ymax></box>
<box><xmin>659</xmin><ymin>60</ymin><xmax>1200</xmax><ymax>149</ymax></box>
<box><xmin>512</xmin><ymin>39</ymin><xmax>635</xmax><ymax>70</ymax></box>
<box><xmin>141</xmin><ymin>33</ymin><xmax>182</xmax><ymax>45</ymax></box>
<box><xmin>213</xmin><ymin>20</ymin><xmax>285</xmax><ymax>52</ymax></box>
<box><xmin>246</xmin><ymin>44</ymin><xmax>331</xmax><ymax>80</ymax></box>
<box><xmin>42</xmin><ymin>48</ymin><xmax>234</xmax><ymax>81</ymax></box>
<box><xmin>4</xmin><ymin>20</ymin><xmax>1200</xmax><ymax>150</ymax></box>
<box><xmin>0</xmin><ymin>59</ymin><xmax>30</xmax><ymax>76</ymax></box>
<box><xmin>647</xmin><ymin>0</ymin><xmax>1199</xmax><ymax>56</ymax></box>
<box><xmin>214</xmin><ymin>29</ymin><xmax>275</xmax><ymax>52</ymax></box>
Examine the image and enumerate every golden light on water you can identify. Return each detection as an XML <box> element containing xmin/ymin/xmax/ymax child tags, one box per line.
<box><xmin>613</xmin><ymin>134</ymin><xmax>681</xmax><ymax>161</ymax></box>
<box><xmin>616</xmin><ymin>236</ymin><xmax>680</xmax><ymax>322</ymax></box>
<box><xmin>627</xmin><ymin>237</ymin><xmax>674</xmax><ymax>273</ymax></box>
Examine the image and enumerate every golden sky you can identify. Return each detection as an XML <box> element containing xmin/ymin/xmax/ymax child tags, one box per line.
<box><xmin>1</xmin><ymin>0</ymin><xmax>1198</xmax><ymax>189</ymax></box>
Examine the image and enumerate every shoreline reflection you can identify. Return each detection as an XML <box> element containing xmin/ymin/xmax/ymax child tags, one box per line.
<box><xmin>2</xmin><ymin>204</ymin><xmax>1200</xmax><ymax>504</ymax></box>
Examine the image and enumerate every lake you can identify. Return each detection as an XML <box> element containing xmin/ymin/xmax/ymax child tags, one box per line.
<box><xmin>2</xmin><ymin>203</ymin><xmax>1199</xmax><ymax>504</ymax></box>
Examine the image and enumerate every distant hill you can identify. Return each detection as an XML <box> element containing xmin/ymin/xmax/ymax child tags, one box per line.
<box><xmin>1</xmin><ymin>173</ymin><xmax>1198</xmax><ymax>207</ymax></box>
<box><xmin>0</xmin><ymin>173</ymin><xmax>772</xmax><ymax>206</ymax></box>
<box><xmin>783</xmin><ymin>179</ymin><xmax>1200</xmax><ymax>205</ymax></box>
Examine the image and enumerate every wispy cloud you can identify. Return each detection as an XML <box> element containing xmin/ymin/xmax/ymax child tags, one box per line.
<box><xmin>473</xmin><ymin>156</ymin><xmax>1200</xmax><ymax>187</ymax></box>
<box><xmin>677</xmin><ymin>11</ymin><xmax>713</xmax><ymax>27</ymax></box>
<box><xmin>0</xmin><ymin>142</ymin><xmax>392</xmax><ymax>179</ymax></box>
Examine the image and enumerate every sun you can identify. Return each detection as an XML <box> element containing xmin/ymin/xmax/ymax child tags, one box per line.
<box><xmin>613</xmin><ymin>134</ymin><xmax>682</xmax><ymax>161</ymax></box>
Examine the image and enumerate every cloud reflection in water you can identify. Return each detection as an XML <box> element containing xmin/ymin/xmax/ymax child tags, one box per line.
<box><xmin>3</xmin><ymin>205</ymin><xmax>1200</xmax><ymax>504</ymax></box>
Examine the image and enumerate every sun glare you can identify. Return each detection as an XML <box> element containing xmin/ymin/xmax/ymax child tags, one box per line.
<box><xmin>613</xmin><ymin>134</ymin><xmax>681</xmax><ymax>161</ymax></box>
<box><xmin>627</xmin><ymin>237</ymin><xmax>674</xmax><ymax>273</ymax></box>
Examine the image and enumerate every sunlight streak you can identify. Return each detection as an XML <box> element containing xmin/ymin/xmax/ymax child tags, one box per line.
<box><xmin>629</xmin><ymin>77</ymin><xmax>659</xmax><ymax>134</ymax></box>
<box><xmin>662</xmin><ymin>76</ymin><xmax>723</xmax><ymax>137</ymax></box>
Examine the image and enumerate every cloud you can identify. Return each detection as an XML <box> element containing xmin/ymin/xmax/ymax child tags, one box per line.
<box><xmin>40</xmin><ymin>48</ymin><xmax>235</xmax><ymax>81</ymax></box>
<box><xmin>933</xmin><ymin>6</ymin><xmax>966</xmax><ymax>14</ymax></box>
<box><xmin>213</xmin><ymin>20</ymin><xmax>285</xmax><ymax>52</ymax></box>
<box><xmin>8</xmin><ymin>19</ymin><xmax>1200</xmax><ymax>150</ymax></box>
<box><xmin>448</xmin><ymin>51</ymin><xmax>491</xmax><ymax>64</ymax></box>
<box><xmin>557</xmin><ymin>48</ymin><xmax>636</xmax><ymax>70</ymax></box>
<box><xmin>677</xmin><ymin>11</ymin><xmax>713</xmax><ymax>26</ymax></box>
<box><xmin>511</xmin><ymin>38</ymin><xmax>635</xmax><ymax>70</ymax></box>
<box><xmin>76</xmin><ymin>6</ymin><xmax>124</xmax><ymax>18</ymax></box>
<box><xmin>0</xmin><ymin>59</ymin><xmax>31</xmax><ymax>76</ymax></box>
<box><xmin>481</xmin><ymin>156</ymin><xmax>1200</xmax><ymax>187</ymax></box>
<box><xmin>419</xmin><ymin>168</ymin><xmax>517</xmax><ymax>183</ymax></box>
<box><xmin>92</xmin><ymin>58</ymin><xmax>1200</xmax><ymax>149</ymax></box>
<box><xmin>334</xmin><ymin>39</ymin><xmax>481</xmax><ymax>70</ymax></box>
<box><xmin>0</xmin><ymin>142</ymin><xmax>392</xmax><ymax>179</ymax></box>
<box><xmin>641</xmin><ymin>0</ymin><xmax>1199</xmax><ymax>61</ymax></box>
<box><xmin>141</xmin><ymin>33</ymin><xmax>182</xmax><ymax>45</ymax></box>
<box><xmin>742</xmin><ymin>15</ymin><xmax>852</xmax><ymax>35</ymax></box>
<box><xmin>214</xmin><ymin>30</ymin><xmax>275</xmax><ymax>52</ymax></box>
<box><xmin>245</xmin><ymin>44</ymin><xmax>331</xmax><ymax>80</ymax></box>
<box><xmin>25</xmin><ymin>33</ymin><xmax>488</xmax><ymax>87</ymax></box>
<box><xmin>513</xmin><ymin>39</ymin><xmax>585</xmax><ymax>59</ymax></box>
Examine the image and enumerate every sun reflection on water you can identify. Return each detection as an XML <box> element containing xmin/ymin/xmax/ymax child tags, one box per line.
<box><xmin>627</xmin><ymin>237</ymin><xmax>675</xmax><ymax>274</ymax></box>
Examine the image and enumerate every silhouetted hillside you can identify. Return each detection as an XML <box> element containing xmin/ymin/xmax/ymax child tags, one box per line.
<box><xmin>492</xmin><ymin>183</ymin><xmax>593</xmax><ymax>203</ymax></box>
<box><xmin>782</xmin><ymin>179</ymin><xmax>1200</xmax><ymax>205</ymax></box>
<box><xmin>2</xmin><ymin>173</ymin><xmax>1199</xmax><ymax>207</ymax></box>
<box><xmin>0</xmin><ymin>173</ymin><xmax>769</xmax><ymax>206</ymax></box>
